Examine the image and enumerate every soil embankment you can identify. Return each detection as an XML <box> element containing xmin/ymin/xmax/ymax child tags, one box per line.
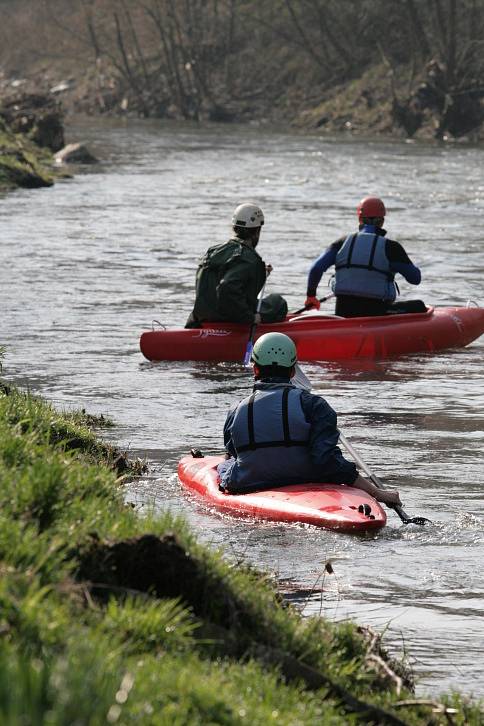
<box><xmin>1</xmin><ymin>369</ymin><xmax>482</xmax><ymax>723</ymax></box>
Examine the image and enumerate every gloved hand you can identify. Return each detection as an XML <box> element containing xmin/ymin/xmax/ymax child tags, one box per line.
<box><xmin>304</xmin><ymin>296</ymin><xmax>320</xmax><ymax>310</ymax></box>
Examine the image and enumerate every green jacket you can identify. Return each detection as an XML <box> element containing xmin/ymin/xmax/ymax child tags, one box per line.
<box><xmin>186</xmin><ymin>237</ymin><xmax>266</xmax><ymax>327</ymax></box>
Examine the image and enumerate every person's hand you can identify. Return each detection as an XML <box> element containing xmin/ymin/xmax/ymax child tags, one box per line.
<box><xmin>305</xmin><ymin>296</ymin><xmax>320</xmax><ymax>310</ymax></box>
<box><xmin>378</xmin><ymin>489</ymin><xmax>402</xmax><ymax>507</ymax></box>
<box><xmin>265</xmin><ymin>264</ymin><xmax>273</xmax><ymax>276</ymax></box>
<box><xmin>254</xmin><ymin>313</ymin><xmax>262</xmax><ymax>324</ymax></box>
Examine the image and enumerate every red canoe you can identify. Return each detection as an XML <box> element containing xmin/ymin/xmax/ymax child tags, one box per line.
<box><xmin>178</xmin><ymin>454</ymin><xmax>386</xmax><ymax>532</ymax></box>
<box><xmin>141</xmin><ymin>306</ymin><xmax>484</xmax><ymax>362</ymax></box>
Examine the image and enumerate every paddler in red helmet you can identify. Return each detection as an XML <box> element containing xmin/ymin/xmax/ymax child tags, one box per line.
<box><xmin>304</xmin><ymin>196</ymin><xmax>425</xmax><ymax>318</ymax></box>
<box><xmin>218</xmin><ymin>332</ymin><xmax>401</xmax><ymax>507</ymax></box>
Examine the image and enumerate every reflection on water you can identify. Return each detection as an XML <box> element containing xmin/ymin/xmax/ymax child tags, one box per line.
<box><xmin>1</xmin><ymin>118</ymin><xmax>483</xmax><ymax>697</ymax></box>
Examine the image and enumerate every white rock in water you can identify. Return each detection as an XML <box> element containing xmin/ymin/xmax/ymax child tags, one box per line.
<box><xmin>50</xmin><ymin>80</ymin><xmax>74</xmax><ymax>95</ymax></box>
<box><xmin>55</xmin><ymin>143</ymin><xmax>98</xmax><ymax>165</ymax></box>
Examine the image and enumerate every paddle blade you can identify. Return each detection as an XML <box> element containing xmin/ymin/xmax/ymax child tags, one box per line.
<box><xmin>243</xmin><ymin>341</ymin><xmax>253</xmax><ymax>366</ymax></box>
<box><xmin>292</xmin><ymin>364</ymin><xmax>312</xmax><ymax>391</ymax></box>
<box><xmin>394</xmin><ymin>504</ymin><xmax>432</xmax><ymax>526</ymax></box>
<box><xmin>404</xmin><ymin>516</ymin><xmax>433</xmax><ymax>526</ymax></box>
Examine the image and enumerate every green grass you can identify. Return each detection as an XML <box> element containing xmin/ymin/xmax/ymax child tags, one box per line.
<box><xmin>0</xmin><ymin>380</ymin><xmax>482</xmax><ymax>724</ymax></box>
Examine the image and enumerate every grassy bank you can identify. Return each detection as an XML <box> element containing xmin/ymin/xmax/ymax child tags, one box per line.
<box><xmin>0</xmin><ymin>378</ymin><xmax>481</xmax><ymax>724</ymax></box>
<box><xmin>0</xmin><ymin>117</ymin><xmax>56</xmax><ymax>191</ymax></box>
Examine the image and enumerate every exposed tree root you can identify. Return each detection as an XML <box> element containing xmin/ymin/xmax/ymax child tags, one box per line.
<box><xmin>393</xmin><ymin>699</ymin><xmax>459</xmax><ymax>725</ymax></box>
<box><xmin>358</xmin><ymin>625</ymin><xmax>415</xmax><ymax>693</ymax></box>
<box><xmin>250</xmin><ymin>642</ymin><xmax>409</xmax><ymax>725</ymax></box>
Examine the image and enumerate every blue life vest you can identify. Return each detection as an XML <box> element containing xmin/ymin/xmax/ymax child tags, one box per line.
<box><xmin>221</xmin><ymin>385</ymin><xmax>324</xmax><ymax>491</ymax></box>
<box><xmin>334</xmin><ymin>230</ymin><xmax>396</xmax><ymax>301</ymax></box>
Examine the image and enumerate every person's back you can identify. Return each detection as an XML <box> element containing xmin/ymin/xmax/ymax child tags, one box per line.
<box><xmin>186</xmin><ymin>203</ymin><xmax>267</xmax><ymax>328</ymax></box>
<box><xmin>186</xmin><ymin>235</ymin><xmax>266</xmax><ymax>327</ymax></box>
<box><xmin>225</xmin><ymin>381</ymin><xmax>337</xmax><ymax>491</ymax></box>
<box><xmin>333</xmin><ymin>226</ymin><xmax>395</xmax><ymax>305</ymax></box>
<box><xmin>218</xmin><ymin>332</ymin><xmax>401</xmax><ymax>508</ymax></box>
<box><xmin>305</xmin><ymin>196</ymin><xmax>425</xmax><ymax>318</ymax></box>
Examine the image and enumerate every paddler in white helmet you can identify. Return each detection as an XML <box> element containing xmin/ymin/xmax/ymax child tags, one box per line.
<box><xmin>185</xmin><ymin>202</ymin><xmax>287</xmax><ymax>328</ymax></box>
<box><xmin>217</xmin><ymin>332</ymin><xmax>402</xmax><ymax>506</ymax></box>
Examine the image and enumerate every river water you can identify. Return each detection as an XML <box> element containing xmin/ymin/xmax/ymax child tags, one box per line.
<box><xmin>1</xmin><ymin>118</ymin><xmax>483</xmax><ymax>699</ymax></box>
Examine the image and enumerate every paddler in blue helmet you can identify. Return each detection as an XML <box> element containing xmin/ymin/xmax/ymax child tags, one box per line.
<box><xmin>218</xmin><ymin>332</ymin><xmax>401</xmax><ymax>506</ymax></box>
<box><xmin>304</xmin><ymin>196</ymin><xmax>425</xmax><ymax>318</ymax></box>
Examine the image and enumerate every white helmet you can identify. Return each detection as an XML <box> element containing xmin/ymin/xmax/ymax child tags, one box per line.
<box><xmin>232</xmin><ymin>202</ymin><xmax>264</xmax><ymax>229</ymax></box>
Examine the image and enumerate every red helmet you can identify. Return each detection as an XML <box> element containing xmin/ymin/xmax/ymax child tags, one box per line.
<box><xmin>357</xmin><ymin>196</ymin><xmax>386</xmax><ymax>221</ymax></box>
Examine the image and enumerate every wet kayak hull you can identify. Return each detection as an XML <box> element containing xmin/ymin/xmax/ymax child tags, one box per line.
<box><xmin>141</xmin><ymin>306</ymin><xmax>484</xmax><ymax>362</ymax></box>
<box><xmin>178</xmin><ymin>455</ymin><xmax>387</xmax><ymax>532</ymax></box>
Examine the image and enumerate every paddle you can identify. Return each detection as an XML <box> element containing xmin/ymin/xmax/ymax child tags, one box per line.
<box><xmin>291</xmin><ymin>362</ymin><xmax>312</xmax><ymax>390</ymax></box>
<box><xmin>337</xmin><ymin>431</ymin><xmax>432</xmax><ymax>526</ymax></box>
<box><xmin>290</xmin><ymin>367</ymin><xmax>432</xmax><ymax>525</ymax></box>
<box><xmin>293</xmin><ymin>293</ymin><xmax>334</xmax><ymax>316</ymax></box>
<box><xmin>243</xmin><ymin>281</ymin><xmax>267</xmax><ymax>365</ymax></box>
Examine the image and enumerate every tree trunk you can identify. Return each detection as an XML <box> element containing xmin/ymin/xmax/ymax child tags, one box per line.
<box><xmin>447</xmin><ymin>0</ymin><xmax>457</xmax><ymax>86</ymax></box>
<box><xmin>404</xmin><ymin>0</ymin><xmax>431</xmax><ymax>59</ymax></box>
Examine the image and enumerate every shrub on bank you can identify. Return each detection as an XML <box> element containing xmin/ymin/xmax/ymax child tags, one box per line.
<box><xmin>0</xmin><ymin>380</ymin><xmax>481</xmax><ymax>724</ymax></box>
<box><xmin>0</xmin><ymin>117</ymin><xmax>56</xmax><ymax>190</ymax></box>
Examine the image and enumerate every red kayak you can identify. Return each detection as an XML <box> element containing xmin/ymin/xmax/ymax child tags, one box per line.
<box><xmin>178</xmin><ymin>454</ymin><xmax>386</xmax><ymax>532</ymax></box>
<box><xmin>141</xmin><ymin>306</ymin><xmax>484</xmax><ymax>362</ymax></box>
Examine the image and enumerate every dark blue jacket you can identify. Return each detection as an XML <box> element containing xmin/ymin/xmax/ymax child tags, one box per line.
<box><xmin>218</xmin><ymin>379</ymin><xmax>357</xmax><ymax>493</ymax></box>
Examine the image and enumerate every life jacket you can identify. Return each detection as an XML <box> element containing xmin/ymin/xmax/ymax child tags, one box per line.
<box><xmin>333</xmin><ymin>230</ymin><xmax>396</xmax><ymax>301</ymax></box>
<box><xmin>221</xmin><ymin>384</ymin><xmax>323</xmax><ymax>492</ymax></box>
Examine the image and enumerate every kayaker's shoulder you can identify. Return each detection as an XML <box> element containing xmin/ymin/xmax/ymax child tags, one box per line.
<box><xmin>202</xmin><ymin>239</ymin><xmax>260</xmax><ymax>264</ymax></box>
<box><xmin>204</xmin><ymin>239</ymin><xmax>239</xmax><ymax>255</ymax></box>
<box><xmin>224</xmin><ymin>238</ymin><xmax>263</xmax><ymax>261</ymax></box>
<box><xmin>235</xmin><ymin>240</ymin><xmax>263</xmax><ymax>262</ymax></box>
<box><xmin>332</xmin><ymin>237</ymin><xmax>346</xmax><ymax>250</ymax></box>
<box><xmin>298</xmin><ymin>388</ymin><xmax>337</xmax><ymax>419</ymax></box>
<box><xmin>385</xmin><ymin>237</ymin><xmax>413</xmax><ymax>263</ymax></box>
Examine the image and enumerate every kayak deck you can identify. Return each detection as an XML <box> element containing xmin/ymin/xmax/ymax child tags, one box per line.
<box><xmin>178</xmin><ymin>455</ymin><xmax>387</xmax><ymax>533</ymax></box>
<box><xmin>141</xmin><ymin>306</ymin><xmax>484</xmax><ymax>362</ymax></box>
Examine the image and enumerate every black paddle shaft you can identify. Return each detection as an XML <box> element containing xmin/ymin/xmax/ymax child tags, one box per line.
<box><xmin>293</xmin><ymin>293</ymin><xmax>334</xmax><ymax>316</ymax></box>
<box><xmin>368</xmin><ymin>474</ymin><xmax>432</xmax><ymax>526</ymax></box>
<box><xmin>338</xmin><ymin>431</ymin><xmax>432</xmax><ymax>526</ymax></box>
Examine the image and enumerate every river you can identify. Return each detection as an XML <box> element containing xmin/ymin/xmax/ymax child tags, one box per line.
<box><xmin>1</xmin><ymin>118</ymin><xmax>483</xmax><ymax>698</ymax></box>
